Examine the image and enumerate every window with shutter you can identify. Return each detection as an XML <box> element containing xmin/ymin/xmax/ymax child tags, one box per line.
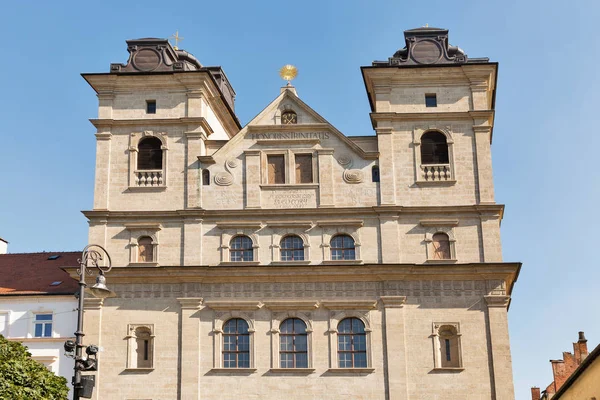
<box><xmin>432</xmin><ymin>232</ymin><xmax>451</xmax><ymax>260</ymax></box>
<box><xmin>295</xmin><ymin>154</ymin><xmax>313</xmax><ymax>183</ymax></box>
<box><xmin>268</xmin><ymin>155</ymin><xmax>285</xmax><ymax>184</ymax></box>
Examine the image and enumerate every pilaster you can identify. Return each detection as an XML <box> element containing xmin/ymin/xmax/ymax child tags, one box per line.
<box><xmin>380</xmin><ymin>296</ymin><xmax>408</xmax><ymax>400</ymax></box>
<box><xmin>317</xmin><ymin>149</ymin><xmax>335</xmax><ymax>207</ymax></box>
<box><xmin>183</xmin><ymin>218</ymin><xmax>203</xmax><ymax>266</ymax></box>
<box><xmin>244</xmin><ymin>150</ymin><xmax>261</xmax><ymax>208</ymax></box>
<box><xmin>376</xmin><ymin>127</ymin><xmax>396</xmax><ymax>205</ymax></box>
<box><xmin>186</xmin><ymin>131</ymin><xmax>205</xmax><ymax>208</ymax></box>
<box><xmin>93</xmin><ymin>131</ymin><xmax>112</xmax><ymax>210</ymax></box>
<box><xmin>484</xmin><ymin>295</ymin><xmax>515</xmax><ymax>400</ymax></box>
<box><xmin>473</xmin><ymin>125</ymin><xmax>495</xmax><ymax>204</ymax></box>
<box><xmin>479</xmin><ymin>212</ymin><xmax>503</xmax><ymax>262</ymax></box>
<box><xmin>378</xmin><ymin>212</ymin><xmax>400</xmax><ymax>263</ymax></box>
<box><xmin>178</xmin><ymin>298</ymin><xmax>203</xmax><ymax>400</ymax></box>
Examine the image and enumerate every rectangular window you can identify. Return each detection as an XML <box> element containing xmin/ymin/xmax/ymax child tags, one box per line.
<box><xmin>425</xmin><ymin>94</ymin><xmax>437</xmax><ymax>107</ymax></box>
<box><xmin>295</xmin><ymin>154</ymin><xmax>313</xmax><ymax>183</ymax></box>
<box><xmin>267</xmin><ymin>155</ymin><xmax>285</xmax><ymax>184</ymax></box>
<box><xmin>34</xmin><ymin>314</ymin><xmax>52</xmax><ymax>338</ymax></box>
<box><xmin>146</xmin><ymin>100</ymin><xmax>156</xmax><ymax>114</ymax></box>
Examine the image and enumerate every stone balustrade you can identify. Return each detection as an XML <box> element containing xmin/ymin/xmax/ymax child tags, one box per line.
<box><xmin>420</xmin><ymin>164</ymin><xmax>452</xmax><ymax>181</ymax></box>
<box><xmin>135</xmin><ymin>170</ymin><xmax>163</xmax><ymax>186</ymax></box>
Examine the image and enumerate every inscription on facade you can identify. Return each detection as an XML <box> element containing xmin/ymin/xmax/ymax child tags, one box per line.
<box><xmin>251</xmin><ymin>132</ymin><xmax>330</xmax><ymax>140</ymax></box>
<box><xmin>268</xmin><ymin>190</ymin><xmax>314</xmax><ymax>208</ymax></box>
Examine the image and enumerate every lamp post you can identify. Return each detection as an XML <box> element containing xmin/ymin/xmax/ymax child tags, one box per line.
<box><xmin>65</xmin><ymin>245</ymin><xmax>115</xmax><ymax>400</ymax></box>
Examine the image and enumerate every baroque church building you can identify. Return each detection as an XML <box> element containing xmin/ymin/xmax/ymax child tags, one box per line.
<box><xmin>75</xmin><ymin>27</ymin><xmax>520</xmax><ymax>399</ymax></box>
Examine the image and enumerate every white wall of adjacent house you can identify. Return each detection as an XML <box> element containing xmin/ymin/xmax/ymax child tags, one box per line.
<box><xmin>0</xmin><ymin>295</ymin><xmax>77</xmax><ymax>395</ymax></box>
<box><xmin>0</xmin><ymin>239</ymin><xmax>7</xmax><ymax>254</ymax></box>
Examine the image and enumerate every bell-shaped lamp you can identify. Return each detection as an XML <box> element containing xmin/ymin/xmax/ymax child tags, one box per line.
<box><xmin>89</xmin><ymin>273</ymin><xmax>117</xmax><ymax>299</ymax></box>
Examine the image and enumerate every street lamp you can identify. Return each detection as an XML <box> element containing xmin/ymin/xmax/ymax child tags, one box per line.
<box><xmin>64</xmin><ymin>245</ymin><xmax>115</xmax><ymax>400</ymax></box>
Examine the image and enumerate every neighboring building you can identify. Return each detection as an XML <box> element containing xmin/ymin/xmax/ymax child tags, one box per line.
<box><xmin>74</xmin><ymin>27</ymin><xmax>521</xmax><ymax>399</ymax></box>
<box><xmin>531</xmin><ymin>332</ymin><xmax>599</xmax><ymax>399</ymax></box>
<box><xmin>0</xmin><ymin>251</ymin><xmax>80</xmax><ymax>396</ymax></box>
<box><xmin>0</xmin><ymin>238</ymin><xmax>8</xmax><ymax>254</ymax></box>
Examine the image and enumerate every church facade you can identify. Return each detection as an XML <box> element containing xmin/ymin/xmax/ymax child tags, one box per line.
<box><xmin>77</xmin><ymin>27</ymin><xmax>520</xmax><ymax>399</ymax></box>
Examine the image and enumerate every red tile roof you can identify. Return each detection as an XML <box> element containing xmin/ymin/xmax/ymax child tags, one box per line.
<box><xmin>0</xmin><ymin>252</ymin><xmax>80</xmax><ymax>295</ymax></box>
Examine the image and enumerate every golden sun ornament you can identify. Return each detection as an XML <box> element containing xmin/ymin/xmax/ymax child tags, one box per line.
<box><xmin>279</xmin><ymin>64</ymin><xmax>298</xmax><ymax>85</ymax></box>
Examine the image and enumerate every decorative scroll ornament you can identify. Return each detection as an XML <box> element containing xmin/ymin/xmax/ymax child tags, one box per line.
<box><xmin>214</xmin><ymin>157</ymin><xmax>239</xmax><ymax>186</ymax></box>
<box><xmin>336</xmin><ymin>154</ymin><xmax>353</xmax><ymax>168</ymax></box>
<box><xmin>337</xmin><ymin>154</ymin><xmax>364</xmax><ymax>184</ymax></box>
<box><xmin>343</xmin><ymin>169</ymin><xmax>364</xmax><ymax>184</ymax></box>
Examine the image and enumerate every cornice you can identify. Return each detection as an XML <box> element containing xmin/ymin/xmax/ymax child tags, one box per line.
<box><xmin>247</xmin><ymin>124</ymin><xmax>330</xmax><ymax>132</ymax></box>
<box><xmin>379</xmin><ymin>296</ymin><xmax>407</xmax><ymax>308</ymax></box>
<box><xmin>370</xmin><ymin>110</ymin><xmax>494</xmax><ymax>123</ymax></box>
<box><xmin>90</xmin><ymin>117</ymin><xmax>212</xmax><ymax>129</ymax></box>
<box><xmin>81</xmin><ymin>204</ymin><xmax>505</xmax><ymax>220</ymax></box>
<box><xmin>262</xmin><ymin>300</ymin><xmax>320</xmax><ymax>311</ymax></box>
<box><xmin>63</xmin><ymin>262</ymin><xmax>521</xmax><ymax>296</ymax></box>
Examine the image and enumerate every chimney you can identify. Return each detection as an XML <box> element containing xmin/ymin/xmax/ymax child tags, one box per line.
<box><xmin>574</xmin><ymin>331</ymin><xmax>589</xmax><ymax>364</ymax></box>
<box><xmin>531</xmin><ymin>387</ymin><xmax>541</xmax><ymax>400</ymax></box>
<box><xmin>0</xmin><ymin>238</ymin><xmax>7</xmax><ymax>254</ymax></box>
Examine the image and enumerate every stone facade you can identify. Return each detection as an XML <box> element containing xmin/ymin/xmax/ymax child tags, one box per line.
<box><xmin>74</xmin><ymin>28</ymin><xmax>520</xmax><ymax>399</ymax></box>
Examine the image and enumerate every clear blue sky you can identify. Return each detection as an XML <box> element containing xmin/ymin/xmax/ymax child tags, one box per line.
<box><xmin>0</xmin><ymin>1</ymin><xmax>598</xmax><ymax>398</ymax></box>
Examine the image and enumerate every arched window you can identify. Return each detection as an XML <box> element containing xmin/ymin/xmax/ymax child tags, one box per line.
<box><xmin>202</xmin><ymin>169</ymin><xmax>210</xmax><ymax>186</ymax></box>
<box><xmin>330</xmin><ymin>235</ymin><xmax>356</xmax><ymax>261</ymax></box>
<box><xmin>420</xmin><ymin>131</ymin><xmax>449</xmax><ymax>164</ymax></box>
<box><xmin>371</xmin><ymin>166</ymin><xmax>380</xmax><ymax>182</ymax></box>
<box><xmin>223</xmin><ymin>318</ymin><xmax>250</xmax><ymax>368</ymax></box>
<box><xmin>432</xmin><ymin>233</ymin><xmax>451</xmax><ymax>260</ymax></box>
<box><xmin>138</xmin><ymin>236</ymin><xmax>154</xmax><ymax>262</ymax></box>
<box><xmin>230</xmin><ymin>236</ymin><xmax>253</xmax><ymax>262</ymax></box>
<box><xmin>438</xmin><ymin>325</ymin><xmax>461</xmax><ymax>368</ymax></box>
<box><xmin>338</xmin><ymin>318</ymin><xmax>367</xmax><ymax>368</ymax></box>
<box><xmin>127</xmin><ymin>324</ymin><xmax>154</xmax><ymax>369</ymax></box>
<box><xmin>280</xmin><ymin>235</ymin><xmax>304</xmax><ymax>261</ymax></box>
<box><xmin>279</xmin><ymin>318</ymin><xmax>308</xmax><ymax>368</ymax></box>
<box><xmin>137</xmin><ymin>137</ymin><xmax>163</xmax><ymax>170</ymax></box>
<box><xmin>135</xmin><ymin>327</ymin><xmax>153</xmax><ymax>368</ymax></box>
<box><xmin>281</xmin><ymin>110</ymin><xmax>297</xmax><ymax>124</ymax></box>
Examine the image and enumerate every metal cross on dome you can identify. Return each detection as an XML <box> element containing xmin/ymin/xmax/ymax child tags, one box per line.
<box><xmin>170</xmin><ymin>30</ymin><xmax>184</xmax><ymax>50</ymax></box>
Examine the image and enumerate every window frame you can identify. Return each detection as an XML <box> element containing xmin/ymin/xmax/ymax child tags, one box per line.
<box><xmin>222</xmin><ymin>318</ymin><xmax>251</xmax><ymax>368</ymax></box>
<box><xmin>432</xmin><ymin>323</ymin><xmax>463</xmax><ymax>370</ymax></box>
<box><xmin>423</xmin><ymin>225</ymin><xmax>457</xmax><ymax>263</ymax></box>
<box><xmin>217</xmin><ymin>225</ymin><xmax>261</xmax><ymax>265</ymax></box>
<box><xmin>146</xmin><ymin>100</ymin><xmax>157</xmax><ymax>114</ymax></box>
<box><xmin>128</xmin><ymin>130</ymin><xmax>168</xmax><ymax>190</ymax></box>
<box><xmin>412</xmin><ymin>127</ymin><xmax>455</xmax><ymax>184</ymax></box>
<box><xmin>212</xmin><ymin>312</ymin><xmax>255</xmax><ymax>370</ymax></box>
<box><xmin>125</xmin><ymin>224</ymin><xmax>161</xmax><ymax>266</ymax></box>
<box><xmin>337</xmin><ymin>317</ymin><xmax>368</xmax><ymax>368</ymax></box>
<box><xmin>327</xmin><ymin>310</ymin><xmax>373</xmax><ymax>371</ymax></box>
<box><xmin>280</xmin><ymin>235</ymin><xmax>305</xmax><ymax>261</ymax></box>
<box><xmin>330</xmin><ymin>234</ymin><xmax>356</xmax><ymax>261</ymax></box>
<box><xmin>229</xmin><ymin>235</ymin><xmax>254</xmax><ymax>262</ymax></box>
<box><xmin>261</xmin><ymin>150</ymin><xmax>317</xmax><ymax>186</ymax></box>
<box><xmin>279</xmin><ymin>318</ymin><xmax>309</xmax><ymax>368</ymax></box>
<box><xmin>269</xmin><ymin>311</ymin><xmax>314</xmax><ymax>371</ymax></box>
<box><xmin>425</xmin><ymin>93</ymin><xmax>437</xmax><ymax>108</ymax></box>
<box><xmin>126</xmin><ymin>324</ymin><xmax>155</xmax><ymax>370</ymax></box>
<box><xmin>33</xmin><ymin>313</ymin><xmax>53</xmax><ymax>338</ymax></box>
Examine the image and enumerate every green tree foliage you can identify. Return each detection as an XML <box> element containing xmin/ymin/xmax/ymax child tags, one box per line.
<box><xmin>0</xmin><ymin>334</ymin><xmax>69</xmax><ymax>400</ymax></box>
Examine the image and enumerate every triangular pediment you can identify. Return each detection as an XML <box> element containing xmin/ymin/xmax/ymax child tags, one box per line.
<box><xmin>206</xmin><ymin>87</ymin><xmax>378</xmax><ymax>161</ymax></box>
